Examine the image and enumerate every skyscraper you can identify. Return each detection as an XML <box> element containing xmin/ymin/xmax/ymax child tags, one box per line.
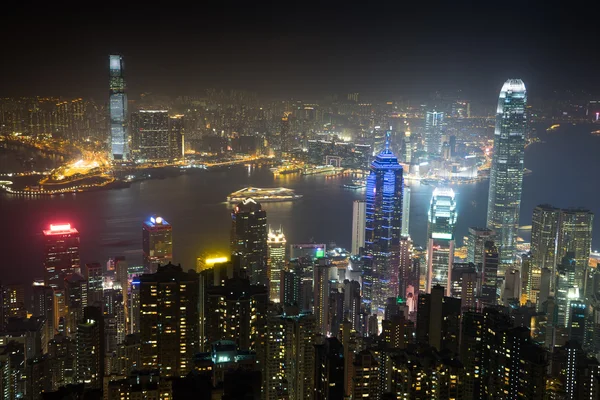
<box><xmin>363</xmin><ymin>133</ymin><xmax>403</xmax><ymax>315</ymax></box>
<box><xmin>481</xmin><ymin>241</ymin><xmax>499</xmax><ymax>305</ymax></box>
<box><xmin>314</xmin><ymin>259</ymin><xmax>331</xmax><ymax>335</ymax></box>
<box><xmin>401</xmin><ymin>186</ymin><xmax>410</xmax><ymax>237</ymax></box>
<box><xmin>231</xmin><ymin>198</ymin><xmax>268</xmax><ymax>287</ymax></box>
<box><xmin>139</xmin><ymin>263</ymin><xmax>199</xmax><ymax>377</ymax></box>
<box><xmin>557</xmin><ymin>208</ymin><xmax>593</xmax><ymax>290</ymax></box>
<box><xmin>351</xmin><ymin>200</ymin><xmax>366</xmax><ymax>255</ymax></box>
<box><xmin>109</xmin><ymin>55</ymin><xmax>128</xmax><ymax>160</ymax></box>
<box><xmin>426</xmin><ymin>187</ymin><xmax>457</xmax><ymax>295</ymax></box>
<box><xmin>530</xmin><ymin>205</ymin><xmax>560</xmax><ymax>271</ymax></box>
<box><xmin>136</xmin><ymin>110</ymin><xmax>170</xmax><ymax>161</ymax></box>
<box><xmin>467</xmin><ymin>227</ymin><xmax>495</xmax><ymax>266</ymax></box>
<box><xmin>486</xmin><ymin>79</ymin><xmax>527</xmax><ymax>266</ymax></box>
<box><xmin>142</xmin><ymin>215</ymin><xmax>173</xmax><ymax>273</ymax></box>
<box><xmin>169</xmin><ymin>114</ymin><xmax>184</xmax><ymax>159</ymax></box>
<box><xmin>424</xmin><ymin>110</ymin><xmax>444</xmax><ymax>155</ymax></box>
<box><xmin>75</xmin><ymin>306</ymin><xmax>104</xmax><ymax>389</ymax></box>
<box><xmin>267</xmin><ymin>227</ymin><xmax>286</xmax><ymax>303</ymax></box>
<box><xmin>43</xmin><ymin>223</ymin><xmax>80</xmax><ymax>289</ymax></box>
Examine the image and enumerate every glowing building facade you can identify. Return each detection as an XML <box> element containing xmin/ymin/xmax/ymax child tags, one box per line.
<box><xmin>426</xmin><ymin>188</ymin><xmax>457</xmax><ymax>295</ymax></box>
<box><xmin>267</xmin><ymin>227</ymin><xmax>286</xmax><ymax>303</ymax></box>
<box><xmin>109</xmin><ymin>55</ymin><xmax>128</xmax><ymax>160</ymax></box>
<box><xmin>231</xmin><ymin>198</ymin><xmax>268</xmax><ymax>287</ymax></box>
<box><xmin>142</xmin><ymin>216</ymin><xmax>173</xmax><ymax>273</ymax></box>
<box><xmin>424</xmin><ymin>110</ymin><xmax>444</xmax><ymax>155</ymax></box>
<box><xmin>43</xmin><ymin>223</ymin><xmax>81</xmax><ymax>289</ymax></box>
<box><xmin>486</xmin><ymin>79</ymin><xmax>527</xmax><ymax>266</ymax></box>
<box><xmin>363</xmin><ymin>133</ymin><xmax>403</xmax><ymax>315</ymax></box>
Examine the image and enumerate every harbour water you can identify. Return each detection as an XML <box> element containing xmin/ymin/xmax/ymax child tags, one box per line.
<box><xmin>1</xmin><ymin>122</ymin><xmax>600</xmax><ymax>287</ymax></box>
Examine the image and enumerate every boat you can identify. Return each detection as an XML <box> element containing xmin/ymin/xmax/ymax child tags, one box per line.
<box><xmin>547</xmin><ymin>124</ymin><xmax>560</xmax><ymax>132</ymax></box>
<box><xmin>227</xmin><ymin>187</ymin><xmax>303</xmax><ymax>203</ymax></box>
<box><xmin>342</xmin><ymin>179</ymin><xmax>366</xmax><ymax>189</ymax></box>
<box><xmin>591</xmin><ymin>130</ymin><xmax>600</xmax><ymax>136</ymax></box>
<box><xmin>302</xmin><ymin>165</ymin><xmax>342</xmax><ymax>175</ymax></box>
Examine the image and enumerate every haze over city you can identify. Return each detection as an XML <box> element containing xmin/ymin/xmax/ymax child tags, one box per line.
<box><xmin>0</xmin><ymin>2</ymin><xmax>599</xmax><ymax>400</ymax></box>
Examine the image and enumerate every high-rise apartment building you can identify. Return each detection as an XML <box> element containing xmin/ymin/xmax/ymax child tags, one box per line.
<box><xmin>363</xmin><ymin>133</ymin><xmax>403</xmax><ymax>315</ymax></box>
<box><xmin>426</xmin><ymin>187</ymin><xmax>457</xmax><ymax>295</ymax></box>
<box><xmin>139</xmin><ymin>263</ymin><xmax>199</xmax><ymax>377</ymax></box>
<box><xmin>136</xmin><ymin>110</ymin><xmax>170</xmax><ymax>160</ymax></box>
<box><xmin>109</xmin><ymin>55</ymin><xmax>128</xmax><ymax>160</ymax></box>
<box><xmin>169</xmin><ymin>114</ymin><xmax>184</xmax><ymax>159</ymax></box>
<box><xmin>231</xmin><ymin>198</ymin><xmax>268</xmax><ymax>286</ymax></box>
<box><xmin>85</xmin><ymin>263</ymin><xmax>103</xmax><ymax>306</ymax></box>
<box><xmin>416</xmin><ymin>285</ymin><xmax>461</xmax><ymax>353</ymax></box>
<box><xmin>531</xmin><ymin>205</ymin><xmax>560</xmax><ymax>271</ymax></box>
<box><xmin>267</xmin><ymin>227</ymin><xmax>286</xmax><ymax>303</ymax></box>
<box><xmin>480</xmin><ymin>241</ymin><xmax>499</xmax><ymax>305</ymax></box>
<box><xmin>424</xmin><ymin>110</ymin><xmax>444</xmax><ymax>155</ymax></box>
<box><xmin>43</xmin><ymin>223</ymin><xmax>80</xmax><ymax>289</ymax></box>
<box><xmin>142</xmin><ymin>215</ymin><xmax>173</xmax><ymax>273</ymax></box>
<box><xmin>351</xmin><ymin>200</ymin><xmax>366</xmax><ymax>255</ymax></box>
<box><xmin>486</xmin><ymin>79</ymin><xmax>527</xmax><ymax>266</ymax></box>
<box><xmin>314</xmin><ymin>259</ymin><xmax>331</xmax><ymax>335</ymax></box>
<box><xmin>75</xmin><ymin>306</ymin><xmax>104</xmax><ymax>389</ymax></box>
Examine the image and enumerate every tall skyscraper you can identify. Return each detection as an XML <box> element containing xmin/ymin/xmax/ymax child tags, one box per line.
<box><xmin>426</xmin><ymin>187</ymin><xmax>457</xmax><ymax>295</ymax></box>
<box><xmin>467</xmin><ymin>227</ymin><xmax>495</xmax><ymax>266</ymax></box>
<box><xmin>136</xmin><ymin>110</ymin><xmax>170</xmax><ymax>160</ymax></box>
<box><xmin>314</xmin><ymin>259</ymin><xmax>331</xmax><ymax>335</ymax></box>
<box><xmin>530</xmin><ymin>205</ymin><xmax>560</xmax><ymax>271</ymax></box>
<box><xmin>109</xmin><ymin>55</ymin><xmax>128</xmax><ymax>160</ymax></box>
<box><xmin>85</xmin><ymin>263</ymin><xmax>103</xmax><ymax>306</ymax></box>
<box><xmin>424</xmin><ymin>110</ymin><xmax>444</xmax><ymax>155</ymax></box>
<box><xmin>169</xmin><ymin>115</ymin><xmax>184</xmax><ymax>159</ymax></box>
<box><xmin>363</xmin><ymin>133</ymin><xmax>403</xmax><ymax>315</ymax></box>
<box><xmin>401</xmin><ymin>186</ymin><xmax>410</xmax><ymax>237</ymax></box>
<box><xmin>139</xmin><ymin>263</ymin><xmax>199</xmax><ymax>377</ymax></box>
<box><xmin>142</xmin><ymin>215</ymin><xmax>173</xmax><ymax>273</ymax></box>
<box><xmin>231</xmin><ymin>198</ymin><xmax>268</xmax><ymax>287</ymax></box>
<box><xmin>557</xmin><ymin>208</ymin><xmax>593</xmax><ymax>290</ymax></box>
<box><xmin>481</xmin><ymin>241</ymin><xmax>499</xmax><ymax>305</ymax></box>
<box><xmin>75</xmin><ymin>306</ymin><xmax>104</xmax><ymax>389</ymax></box>
<box><xmin>351</xmin><ymin>200</ymin><xmax>366</xmax><ymax>255</ymax></box>
<box><xmin>267</xmin><ymin>227</ymin><xmax>286</xmax><ymax>303</ymax></box>
<box><xmin>43</xmin><ymin>223</ymin><xmax>80</xmax><ymax>289</ymax></box>
<box><xmin>486</xmin><ymin>79</ymin><xmax>527</xmax><ymax>266</ymax></box>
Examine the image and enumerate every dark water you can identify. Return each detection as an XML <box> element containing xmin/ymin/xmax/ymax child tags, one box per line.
<box><xmin>1</xmin><ymin>123</ymin><xmax>600</xmax><ymax>286</ymax></box>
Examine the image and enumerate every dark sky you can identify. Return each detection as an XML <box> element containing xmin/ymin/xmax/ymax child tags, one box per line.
<box><xmin>1</xmin><ymin>2</ymin><xmax>597</xmax><ymax>101</ymax></box>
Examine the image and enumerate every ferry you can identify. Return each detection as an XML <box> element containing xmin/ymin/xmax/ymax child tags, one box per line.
<box><xmin>342</xmin><ymin>179</ymin><xmax>366</xmax><ymax>189</ymax></box>
<box><xmin>302</xmin><ymin>165</ymin><xmax>342</xmax><ymax>175</ymax></box>
<box><xmin>227</xmin><ymin>187</ymin><xmax>303</xmax><ymax>203</ymax></box>
<box><xmin>591</xmin><ymin>130</ymin><xmax>600</xmax><ymax>136</ymax></box>
<box><xmin>546</xmin><ymin>124</ymin><xmax>560</xmax><ymax>132</ymax></box>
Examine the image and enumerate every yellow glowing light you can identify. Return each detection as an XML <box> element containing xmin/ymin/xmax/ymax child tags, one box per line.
<box><xmin>205</xmin><ymin>257</ymin><xmax>228</xmax><ymax>265</ymax></box>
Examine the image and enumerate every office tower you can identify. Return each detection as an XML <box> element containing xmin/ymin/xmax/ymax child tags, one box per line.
<box><xmin>569</xmin><ymin>301</ymin><xmax>586</xmax><ymax>345</ymax></box>
<box><xmin>557</xmin><ymin>208</ymin><xmax>593</xmax><ymax>290</ymax></box>
<box><xmin>136</xmin><ymin>110</ymin><xmax>170</xmax><ymax>160</ymax></box>
<box><xmin>416</xmin><ymin>285</ymin><xmax>461</xmax><ymax>354</ymax></box>
<box><xmin>231</xmin><ymin>198</ymin><xmax>268</xmax><ymax>286</ymax></box>
<box><xmin>31</xmin><ymin>282</ymin><xmax>55</xmax><ymax>353</ymax></box>
<box><xmin>467</xmin><ymin>227</ymin><xmax>495</xmax><ymax>266</ymax></box>
<box><xmin>43</xmin><ymin>223</ymin><xmax>80</xmax><ymax>289</ymax></box>
<box><xmin>363</xmin><ymin>133</ymin><xmax>403</xmax><ymax>316</ymax></box>
<box><xmin>2</xmin><ymin>284</ymin><xmax>26</xmax><ymax>320</ymax></box>
<box><xmin>281</xmin><ymin>269</ymin><xmax>302</xmax><ymax>306</ymax></box>
<box><xmin>486</xmin><ymin>79</ymin><xmax>527</xmax><ymax>266</ymax></box>
<box><xmin>556</xmin><ymin>254</ymin><xmax>578</xmax><ymax>332</ymax></box>
<box><xmin>531</xmin><ymin>204</ymin><xmax>560</xmax><ymax>272</ymax></box>
<box><xmin>401</xmin><ymin>186</ymin><xmax>410</xmax><ymax>237</ymax></box>
<box><xmin>398</xmin><ymin>236</ymin><xmax>414</xmax><ymax>298</ymax></box>
<box><xmin>64</xmin><ymin>273</ymin><xmax>87</xmax><ymax>337</ymax></box>
<box><xmin>142</xmin><ymin>215</ymin><xmax>173</xmax><ymax>273</ymax></box>
<box><xmin>139</xmin><ymin>263</ymin><xmax>199</xmax><ymax>377</ymax></box>
<box><xmin>267</xmin><ymin>227</ymin><xmax>286</xmax><ymax>303</ymax></box>
<box><xmin>351</xmin><ymin>200</ymin><xmax>366</xmax><ymax>255</ymax></box>
<box><xmin>343</xmin><ymin>280</ymin><xmax>361</xmax><ymax>332</ymax></box>
<box><xmin>480</xmin><ymin>241</ymin><xmax>499</xmax><ymax>305</ymax></box>
<box><xmin>204</xmin><ymin>275</ymin><xmax>268</xmax><ymax>352</ymax></box>
<box><xmin>314</xmin><ymin>259</ymin><xmax>331</xmax><ymax>335</ymax></box>
<box><xmin>501</xmin><ymin>268</ymin><xmax>520</xmax><ymax>305</ymax></box>
<box><xmin>459</xmin><ymin>267</ymin><xmax>478</xmax><ymax>311</ymax></box>
<box><xmin>75</xmin><ymin>306</ymin><xmax>104</xmax><ymax>389</ymax></box>
<box><xmin>169</xmin><ymin>114</ymin><xmax>184</xmax><ymax>159</ymax></box>
<box><xmin>314</xmin><ymin>337</ymin><xmax>345</xmax><ymax>400</ymax></box>
<box><xmin>85</xmin><ymin>263</ymin><xmax>103</xmax><ymax>306</ymax></box>
<box><xmin>265</xmin><ymin>313</ymin><xmax>316</xmax><ymax>400</ymax></box>
<box><xmin>109</xmin><ymin>54</ymin><xmax>128</xmax><ymax>160</ymax></box>
<box><xmin>424</xmin><ymin>110</ymin><xmax>444</xmax><ymax>155</ymax></box>
<box><xmin>426</xmin><ymin>187</ymin><xmax>457</xmax><ymax>295</ymax></box>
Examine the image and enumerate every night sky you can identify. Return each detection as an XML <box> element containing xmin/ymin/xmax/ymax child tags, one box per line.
<box><xmin>1</xmin><ymin>2</ymin><xmax>596</xmax><ymax>100</ymax></box>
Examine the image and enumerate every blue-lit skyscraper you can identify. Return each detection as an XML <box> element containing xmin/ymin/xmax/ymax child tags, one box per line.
<box><xmin>486</xmin><ymin>79</ymin><xmax>527</xmax><ymax>266</ymax></box>
<box><xmin>364</xmin><ymin>133</ymin><xmax>403</xmax><ymax>316</ymax></box>
<box><xmin>109</xmin><ymin>55</ymin><xmax>129</xmax><ymax>160</ymax></box>
<box><xmin>426</xmin><ymin>187</ymin><xmax>457</xmax><ymax>295</ymax></box>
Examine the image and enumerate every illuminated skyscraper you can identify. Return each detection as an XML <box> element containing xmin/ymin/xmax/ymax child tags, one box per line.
<box><xmin>426</xmin><ymin>187</ymin><xmax>457</xmax><ymax>295</ymax></box>
<box><xmin>137</xmin><ymin>110</ymin><xmax>170</xmax><ymax>161</ymax></box>
<box><xmin>169</xmin><ymin>114</ymin><xmax>184</xmax><ymax>159</ymax></box>
<box><xmin>267</xmin><ymin>227</ymin><xmax>286</xmax><ymax>303</ymax></box>
<box><xmin>43</xmin><ymin>223</ymin><xmax>80</xmax><ymax>289</ymax></box>
<box><xmin>231</xmin><ymin>198</ymin><xmax>268</xmax><ymax>286</ymax></box>
<box><xmin>139</xmin><ymin>263</ymin><xmax>199</xmax><ymax>377</ymax></box>
<box><xmin>314</xmin><ymin>259</ymin><xmax>331</xmax><ymax>335</ymax></box>
<box><xmin>467</xmin><ymin>227</ymin><xmax>495</xmax><ymax>266</ymax></box>
<box><xmin>351</xmin><ymin>200</ymin><xmax>366</xmax><ymax>255</ymax></box>
<box><xmin>557</xmin><ymin>208</ymin><xmax>593</xmax><ymax>290</ymax></box>
<box><xmin>531</xmin><ymin>205</ymin><xmax>560</xmax><ymax>271</ymax></box>
<box><xmin>142</xmin><ymin>216</ymin><xmax>173</xmax><ymax>273</ymax></box>
<box><xmin>363</xmin><ymin>132</ymin><xmax>403</xmax><ymax>315</ymax></box>
<box><xmin>424</xmin><ymin>110</ymin><xmax>444</xmax><ymax>155</ymax></box>
<box><xmin>486</xmin><ymin>79</ymin><xmax>527</xmax><ymax>266</ymax></box>
<box><xmin>109</xmin><ymin>55</ymin><xmax>128</xmax><ymax>160</ymax></box>
<box><xmin>401</xmin><ymin>186</ymin><xmax>410</xmax><ymax>237</ymax></box>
